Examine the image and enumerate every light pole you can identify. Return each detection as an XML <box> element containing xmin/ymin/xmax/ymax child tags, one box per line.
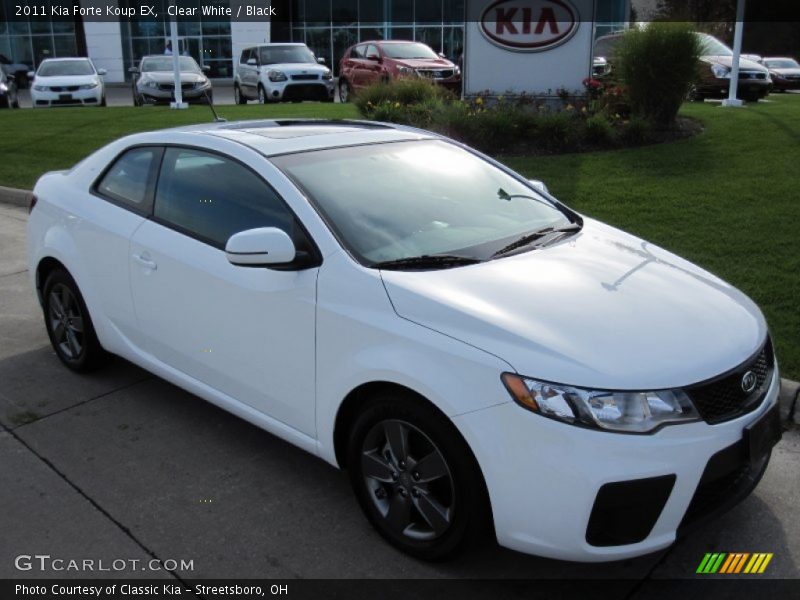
<box><xmin>169</xmin><ymin>0</ymin><xmax>187</xmax><ymax>109</ymax></box>
<box><xmin>722</xmin><ymin>0</ymin><xmax>746</xmax><ymax>107</ymax></box>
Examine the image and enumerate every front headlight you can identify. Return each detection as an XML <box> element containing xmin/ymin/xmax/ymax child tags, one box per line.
<box><xmin>321</xmin><ymin>69</ymin><xmax>333</xmax><ymax>80</ymax></box>
<box><xmin>0</xmin><ymin>83</ymin><xmax>7</xmax><ymax>92</ymax></box>
<box><xmin>144</xmin><ymin>80</ymin><xmax>158</xmax><ymax>89</ymax></box>
<box><xmin>33</xmin><ymin>84</ymin><xmax>48</xmax><ymax>91</ymax></box>
<box><xmin>397</xmin><ymin>66</ymin><xmax>416</xmax><ymax>76</ymax></box>
<box><xmin>501</xmin><ymin>373</ymin><xmax>700</xmax><ymax>433</ymax></box>
<box><xmin>711</xmin><ymin>64</ymin><xmax>731</xmax><ymax>79</ymax></box>
<box><xmin>78</xmin><ymin>82</ymin><xmax>98</xmax><ymax>90</ymax></box>
<box><xmin>268</xmin><ymin>69</ymin><xmax>288</xmax><ymax>82</ymax></box>
<box><xmin>196</xmin><ymin>78</ymin><xmax>209</xmax><ymax>88</ymax></box>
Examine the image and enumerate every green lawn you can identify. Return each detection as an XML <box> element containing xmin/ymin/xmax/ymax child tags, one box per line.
<box><xmin>1</xmin><ymin>96</ymin><xmax>798</xmax><ymax>380</ymax></box>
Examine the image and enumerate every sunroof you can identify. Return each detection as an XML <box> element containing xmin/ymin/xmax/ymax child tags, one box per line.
<box><xmin>243</xmin><ymin>125</ymin><xmax>372</xmax><ymax>139</ymax></box>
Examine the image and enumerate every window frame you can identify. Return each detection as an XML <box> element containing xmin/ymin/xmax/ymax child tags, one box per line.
<box><xmin>147</xmin><ymin>144</ymin><xmax>323</xmax><ymax>267</ymax></box>
<box><xmin>91</xmin><ymin>145</ymin><xmax>164</xmax><ymax>216</ymax></box>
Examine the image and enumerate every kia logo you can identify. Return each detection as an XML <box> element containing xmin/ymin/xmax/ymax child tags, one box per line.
<box><xmin>741</xmin><ymin>371</ymin><xmax>758</xmax><ymax>394</ymax></box>
<box><xmin>480</xmin><ymin>0</ymin><xmax>579</xmax><ymax>52</ymax></box>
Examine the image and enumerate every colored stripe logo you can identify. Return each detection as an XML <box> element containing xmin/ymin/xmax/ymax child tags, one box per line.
<box><xmin>696</xmin><ymin>553</ymin><xmax>773</xmax><ymax>574</ymax></box>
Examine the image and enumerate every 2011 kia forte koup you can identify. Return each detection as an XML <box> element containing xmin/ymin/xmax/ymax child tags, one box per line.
<box><xmin>27</xmin><ymin>120</ymin><xmax>782</xmax><ymax>562</ymax></box>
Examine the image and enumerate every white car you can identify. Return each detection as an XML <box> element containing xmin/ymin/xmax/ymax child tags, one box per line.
<box><xmin>26</xmin><ymin>120</ymin><xmax>781</xmax><ymax>562</ymax></box>
<box><xmin>234</xmin><ymin>43</ymin><xmax>334</xmax><ymax>104</ymax></box>
<box><xmin>29</xmin><ymin>58</ymin><xmax>106</xmax><ymax>107</ymax></box>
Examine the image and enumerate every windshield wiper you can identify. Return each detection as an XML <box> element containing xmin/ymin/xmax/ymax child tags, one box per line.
<box><xmin>371</xmin><ymin>254</ymin><xmax>482</xmax><ymax>271</ymax></box>
<box><xmin>491</xmin><ymin>223</ymin><xmax>583</xmax><ymax>258</ymax></box>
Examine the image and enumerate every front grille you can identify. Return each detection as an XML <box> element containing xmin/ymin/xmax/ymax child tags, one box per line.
<box><xmin>291</xmin><ymin>74</ymin><xmax>319</xmax><ymax>81</ymax></box>
<box><xmin>686</xmin><ymin>340</ymin><xmax>773</xmax><ymax>424</ymax></box>
<box><xmin>419</xmin><ymin>69</ymin><xmax>454</xmax><ymax>79</ymax></box>
<box><xmin>49</xmin><ymin>85</ymin><xmax>79</xmax><ymax>92</ymax></box>
<box><xmin>157</xmin><ymin>83</ymin><xmax>194</xmax><ymax>91</ymax></box>
<box><xmin>740</xmin><ymin>71</ymin><xmax>767</xmax><ymax>80</ymax></box>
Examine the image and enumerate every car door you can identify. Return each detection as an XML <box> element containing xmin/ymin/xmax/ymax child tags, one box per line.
<box><xmin>362</xmin><ymin>44</ymin><xmax>384</xmax><ymax>87</ymax></box>
<box><xmin>128</xmin><ymin>146</ymin><xmax>319</xmax><ymax>436</ymax></box>
<box><xmin>238</xmin><ymin>48</ymin><xmax>257</xmax><ymax>98</ymax></box>
<box><xmin>348</xmin><ymin>44</ymin><xmax>368</xmax><ymax>90</ymax></box>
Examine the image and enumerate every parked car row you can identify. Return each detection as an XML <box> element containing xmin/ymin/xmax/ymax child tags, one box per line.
<box><xmin>592</xmin><ymin>31</ymin><xmax>796</xmax><ymax>102</ymax></box>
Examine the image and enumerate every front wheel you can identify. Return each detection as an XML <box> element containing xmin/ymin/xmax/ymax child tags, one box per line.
<box><xmin>43</xmin><ymin>269</ymin><xmax>109</xmax><ymax>372</ymax></box>
<box><xmin>338</xmin><ymin>78</ymin><xmax>351</xmax><ymax>103</ymax></box>
<box><xmin>257</xmin><ymin>84</ymin><xmax>267</xmax><ymax>104</ymax></box>
<box><xmin>346</xmin><ymin>393</ymin><xmax>490</xmax><ymax>560</ymax></box>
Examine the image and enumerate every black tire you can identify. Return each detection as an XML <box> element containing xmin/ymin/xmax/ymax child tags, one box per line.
<box><xmin>100</xmin><ymin>95</ymin><xmax>106</xmax><ymax>107</ymax></box>
<box><xmin>42</xmin><ymin>269</ymin><xmax>109</xmax><ymax>372</ymax></box>
<box><xmin>346</xmin><ymin>391</ymin><xmax>490</xmax><ymax>560</ymax></box>
<box><xmin>12</xmin><ymin>93</ymin><xmax>19</xmax><ymax>108</ymax></box>
<box><xmin>338</xmin><ymin>78</ymin><xmax>351</xmax><ymax>103</ymax></box>
<box><xmin>257</xmin><ymin>84</ymin><xmax>267</xmax><ymax>104</ymax></box>
<box><xmin>234</xmin><ymin>84</ymin><xmax>247</xmax><ymax>104</ymax></box>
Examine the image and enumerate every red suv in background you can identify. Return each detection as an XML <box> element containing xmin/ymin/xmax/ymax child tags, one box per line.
<box><xmin>338</xmin><ymin>41</ymin><xmax>461</xmax><ymax>101</ymax></box>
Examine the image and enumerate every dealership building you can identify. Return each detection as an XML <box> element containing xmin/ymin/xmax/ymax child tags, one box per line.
<box><xmin>0</xmin><ymin>0</ymin><xmax>630</xmax><ymax>84</ymax></box>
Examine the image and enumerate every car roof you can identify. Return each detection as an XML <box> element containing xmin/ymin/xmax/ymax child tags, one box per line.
<box><xmin>130</xmin><ymin>119</ymin><xmax>436</xmax><ymax>157</ymax></box>
<box><xmin>248</xmin><ymin>43</ymin><xmax>308</xmax><ymax>48</ymax></box>
<box><xmin>40</xmin><ymin>57</ymin><xmax>91</xmax><ymax>62</ymax></box>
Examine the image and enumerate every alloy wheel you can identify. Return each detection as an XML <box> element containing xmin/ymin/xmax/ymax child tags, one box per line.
<box><xmin>361</xmin><ymin>419</ymin><xmax>455</xmax><ymax>541</ymax></box>
<box><xmin>339</xmin><ymin>80</ymin><xmax>349</xmax><ymax>102</ymax></box>
<box><xmin>258</xmin><ymin>86</ymin><xmax>266</xmax><ymax>104</ymax></box>
<box><xmin>47</xmin><ymin>283</ymin><xmax>85</xmax><ymax>360</ymax></box>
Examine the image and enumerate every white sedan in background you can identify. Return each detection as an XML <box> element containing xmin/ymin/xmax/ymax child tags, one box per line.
<box><xmin>26</xmin><ymin>120</ymin><xmax>781</xmax><ymax>562</ymax></box>
<box><xmin>29</xmin><ymin>58</ymin><xmax>106</xmax><ymax>107</ymax></box>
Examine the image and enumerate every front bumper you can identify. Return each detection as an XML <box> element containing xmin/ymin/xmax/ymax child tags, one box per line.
<box><xmin>139</xmin><ymin>85</ymin><xmax>211</xmax><ymax>103</ymax></box>
<box><xmin>453</xmin><ymin>368</ymin><xmax>780</xmax><ymax>561</ymax></box>
<box><xmin>701</xmin><ymin>78</ymin><xmax>772</xmax><ymax>99</ymax></box>
<box><xmin>31</xmin><ymin>87</ymin><xmax>102</xmax><ymax>107</ymax></box>
<box><xmin>772</xmin><ymin>77</ymin><xmax>800</xmax><ymax>91</ymax></box>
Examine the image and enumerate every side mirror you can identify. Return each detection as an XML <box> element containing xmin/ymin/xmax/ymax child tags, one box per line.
<box><xmin>128</xmin><ymin>67</ymin><xmax>139</xmax><ymax>74</ymax></box>
<box><xmin>528</xmin><ymin>179</ymin><xmax>549</xmax><ymax>194</ymax></box>
<box><xmin>27</xmin><ymin>70</ymin><xmax>35</xmax><ymax>79</ymax></box>
<box><xmin>317</xmin><ymin>57</ymin><xmax>326</xmax><ymax>64</ymax></box>
<box><xmin>438</xmin><ymin>52</ymin><xmax>447</xmax><ymax>59</ymax></box>
<box><xmin>97</xmin><ymin>68</ymin><xmax>107</xmax><ymax>76</ymax></box>
<box><xmin>225</xmin><ymin>227</ymin><xmax>296</xmax><ymax>267</ymax></box>
<box><xmin>246</xmin><ymin>58</ymin><xmax>258</xmax><ymax>66</ymax></box>
<box><xmin>201</xmin><ymin>65</ymin><xmax>211</xmax><ymax>72</ymax></box>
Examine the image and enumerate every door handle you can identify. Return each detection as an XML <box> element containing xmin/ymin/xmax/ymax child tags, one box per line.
<box><xmin>132</xmin><ymin>253</ymin><xmax>158</xmax><ymax>271</ymax></box>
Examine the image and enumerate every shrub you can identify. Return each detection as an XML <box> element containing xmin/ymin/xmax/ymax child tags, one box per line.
<box><xmin>584</xmin><ymin>114</ymin><xmax>616</xmax><ymax>146</ymax></box>
<box><xmin>354</xmin><ymin>77</ymin><xmax>452</xmax><ymax>118</ymax></box>
<box><xmin>620</xmin><ymin>116</ymin><xmax>654</xmax><ymax>145</ymax></box>
<box><xmin>615</xmin><ymin>23</ymin><xmax>701</xmax><ymax>126</ymax></box>
<box><xmin>531</xmin><ymin>112</ymin><xmax>579</xmax><ymax>152</ymax></box>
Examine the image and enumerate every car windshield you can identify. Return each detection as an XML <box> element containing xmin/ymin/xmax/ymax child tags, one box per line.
<box><xmin>259</xmin><ymin>45</ymin><xmax>316</xmax><ymax>65</ymax></box>
<box><xmin>698</xmin><ymin>34</ymin><xmax>733</xmax><ymax>56</ymax></box>
<box><xmin>766</xmin><ymin>59</ymin><xmax>799</xmax><ymax>69</ymax></box>
<box><xmin>381</xmin><ymin>43</ymin><xmax>439</xmax><ymax>60</ymax></box>
<box><xmin>141</xmin><ymin>56</ymin><xmax>201</xmax><ymax>72</ymax></box>
<box><xmin>272</xmin><ymin>140</ymin><xmax>572</xmax><ymax>266</ymax></box>
<box><xmin>38</xmin><ymin>60</ymin><xmax>94</xmax><ymax>77</ymax></box>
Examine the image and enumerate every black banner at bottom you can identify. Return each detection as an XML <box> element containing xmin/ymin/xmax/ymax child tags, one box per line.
<box><xmin>4</xmin><ymin>579</ymin><xmax>800</xmax><ymax>600</ymax></box>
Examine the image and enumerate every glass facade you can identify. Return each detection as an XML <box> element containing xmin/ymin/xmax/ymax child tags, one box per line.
<box><xmin>0</xmin><ymin>0</ymin><xmax>79</xmax><ymax>73</ymax></box>
<box><xmin>118</xmin><ymin>0</ymin><xmax>233</xmax><ymax>79</ymax></box>
<box><xmin>286</xmin><ymin>0</ymin><xmax>466</xmax><ymax>75</ymax></box>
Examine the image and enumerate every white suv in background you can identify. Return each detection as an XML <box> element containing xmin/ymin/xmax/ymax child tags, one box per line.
<box><xmin>234</xmin><ymin>43</ymin><xmax>334</xmax><ymax>104</ymax></box>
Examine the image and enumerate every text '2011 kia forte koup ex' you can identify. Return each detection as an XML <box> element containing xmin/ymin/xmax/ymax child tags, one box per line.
<box><xmin>27</xmin><ymin>120</ymin><xmax>782</xmax><ymax>562</ymax></box>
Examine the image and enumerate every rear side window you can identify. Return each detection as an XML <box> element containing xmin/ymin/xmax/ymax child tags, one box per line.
<box><xmin>351</xmin><ymin>45</ymin><xmax>365</xmax><ymax>59</ymax></box>
<box><xmin>96</xmin><ymin>147</ymin><xmax>160</xmax><ymax>213</ymax></box>
<box><xmin>153</xmin><ymin>148</ymin><xmax>295</xmax><ymax>248</ymax></box>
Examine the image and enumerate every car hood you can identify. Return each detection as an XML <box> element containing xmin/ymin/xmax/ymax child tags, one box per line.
<box><xmin>141</xmin><ymin>72</ymin><xmax>206</xmax><ymax>84</ymax></box>
<box><xmin>389</xmin><ymin>58</ymin><xmax>456</xmax><ymax>69</ymax></box>
<box><xmin>262</xmin><ymin>63</ymin><xmax>330</xmax><ymax>75</ymax></box>
<box><xmin>380</xmin><ymin>219</ymin><xmax>767</xmax><ymax>390</ymax></box>
<box><xmin>770</xmin><ymin>67</ymin><xmax>800</xmax><ymax>76</ymax></box>
<box><xmin>35</xmin><ymin>74</ymin><xmax>99</xmax><ymax>86</ymax></box>
<box><xmin>702</xmin><ymin>55</ymin><xmax>767</xmax><ymax>72</ymax></box>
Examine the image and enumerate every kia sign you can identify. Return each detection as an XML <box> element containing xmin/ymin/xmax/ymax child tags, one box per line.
<box><xmin>480</xmin><ymin>0</ymin><xmax>580</xmax><ymax>52</ymax></box>
<box><xmin>464</xmin><ymin>0</ymin><xmax>596</xmax><ymax>97</ymax></box>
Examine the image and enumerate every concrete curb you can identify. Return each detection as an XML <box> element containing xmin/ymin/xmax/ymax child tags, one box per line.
<box><xmin>1</xmin><ymin>183</ymin><xmax>799</xmax><ymax>425</ymax></box>
<box><xmin>0</xmin><ymin>185</ymin><xmax>32</xmax><ymax>209</ymax></box>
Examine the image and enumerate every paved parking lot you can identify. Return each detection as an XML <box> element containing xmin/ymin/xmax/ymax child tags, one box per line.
<box><xmin>0</xmin><ymin>201</ymin><xmax>798</xmax><ymax>588</ymax></box>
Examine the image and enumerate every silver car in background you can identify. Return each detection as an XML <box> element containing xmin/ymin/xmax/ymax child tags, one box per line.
<box><xmin>130</xmin><ymin>55</ymin><xmax>213</xmax><ymax>106</ymax></box>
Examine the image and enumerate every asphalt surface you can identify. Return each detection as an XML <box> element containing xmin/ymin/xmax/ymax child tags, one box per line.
<box><xmin>0</xmin><ymin>202</ymin><xmax>798</xmax><ymax>587</ymax></box>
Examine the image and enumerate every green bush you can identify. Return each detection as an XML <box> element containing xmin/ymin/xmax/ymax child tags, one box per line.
<box><xmin>620</xmin><ymin>116</ymin><xmax>654</xmax><ymax>145</ymax></box>
<box><xmin>615</xmin><ymin>23</ymin><xmax>701</xmax><ymax>126</ymax></box>
<box><xmin>354</xmin><ymin>77</ymin><xmax>452</xmax><ymax>118</ymax></box>
<box><xmin>531</xmin><ymin>112</ymin><xmax>579</xmax><ymax>152</ymax></box>
<box><xmin>584</xmin><ymin>113</ymin><xmax>616</xmax><ymax>146</ymax></box>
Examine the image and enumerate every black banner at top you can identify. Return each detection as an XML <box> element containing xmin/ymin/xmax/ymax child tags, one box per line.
<box><xmin>1</xmin><ymin>0</ymin><xmax>799</xmax><ymax>24</ymax></box>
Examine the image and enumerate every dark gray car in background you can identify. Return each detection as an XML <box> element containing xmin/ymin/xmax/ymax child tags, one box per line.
<box><xmin>129</xmin><ymin>55</ymin><xmax>213</xmax><ymax>106</ymax></box>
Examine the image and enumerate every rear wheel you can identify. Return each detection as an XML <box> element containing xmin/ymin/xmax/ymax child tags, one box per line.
<box><xmin>42</xmin><ymin>269</ymin><xmax>109</xmax><ymax>372</ymax></box>
<box><xmin>346</xmin><ymin>392</ymin><xmax>490</xmax><ymax>560</ymax></box>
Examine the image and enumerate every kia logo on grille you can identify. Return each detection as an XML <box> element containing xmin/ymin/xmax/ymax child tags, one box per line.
<box><xmin>480</xmin><ymin>0</ymin><xmax>579</xmax><ymax>52</ymax></box>
<box><xmin>741</xmin><ymin>371</ymin><xmax>758</xmax><ymax>394</ymax></box>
